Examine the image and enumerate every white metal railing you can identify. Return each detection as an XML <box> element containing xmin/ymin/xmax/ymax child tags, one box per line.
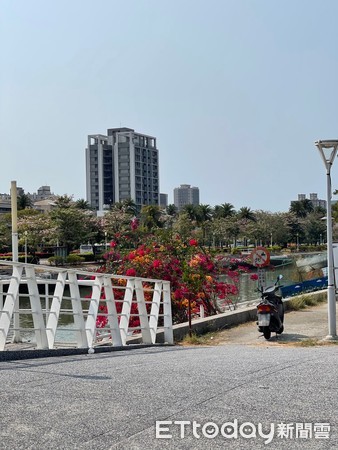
<box><xmin>0</xmin><ymin>261</ymin><xmax>173</xmax><ymax>351</ymax></box>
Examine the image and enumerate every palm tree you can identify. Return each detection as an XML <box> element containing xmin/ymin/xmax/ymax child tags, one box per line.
<box><xmin>182</xmin><ymin>204</ymin><xmax>199</xmax><ymax>222</ymax></box>
<box><xmin>195</xmin><ymin>204</ymin><xmax>213</xmax><ymax>243</ymax></box>
<box><xmin>213</xmin><ymin>202</ymin><xmax>235</xmax><ymax>219</ymax></box>
<box><xmin>237</xmin><ymin>207</ymin><xmax>256</xmax><ymax>247</ymax></box>
<box><xmin>75</xmin><ymin>199</ymin><xmax>92</xmax><ymax>210</ymax></box>
<box><xmin>237</xmin><ymin>207</ymin><xmax>256</xmax><ymax>222</ymax></box>
<box><xmin>196</xmin><ymin>204</ymin><xmax>213</xmax><ymax>224</ymax></box>
<box><xmin>289</xmin><ymin>199</ymin><xmax>314</xmax><ymax>218</ymax></box>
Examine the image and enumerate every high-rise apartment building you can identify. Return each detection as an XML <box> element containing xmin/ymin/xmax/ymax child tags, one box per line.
<box><xmin>309</xmin><ymin>193</ymin><xmax>326</xmax><ymax>209</ymax></box>
<box><xmin>160</xmin><ymin>193</ymin><xmax>168</xmax><ymax>209</ymax></box>
<box><xmin>86</xmin><ymin>127</ymin><xmax>159</xmax><ymax>212</ymax></box>
<box><xmin>291</xmin><ymin>193</ymin><xmax>326</xmax><ymax>210</ymax></box>
<box><xmin>173</xmin><ymin>184</ymin><xmax>200</xmax><ymax>211</ymax></box>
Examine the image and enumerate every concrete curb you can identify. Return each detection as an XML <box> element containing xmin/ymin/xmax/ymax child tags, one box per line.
<box><xmin>0</xmin><ymin>343</ymin><xmax>174</xmax><ymax>362</ymax></box>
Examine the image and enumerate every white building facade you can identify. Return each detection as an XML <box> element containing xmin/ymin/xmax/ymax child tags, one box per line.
<box><xmin>86</xmin><ymin>127</ymin><xmax>159</xmax><ymax>213</ymax></box>
<box><xmin>173</xmin><ymin>184</ymin><xmax>200</xmax><ymax>211</ymax></box>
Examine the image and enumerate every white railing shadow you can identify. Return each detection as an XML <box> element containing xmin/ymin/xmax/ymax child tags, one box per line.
<box><xmin>0</xmin><ymin>261</ymin><xmax>173</xmax><ymax>351</ymax></box>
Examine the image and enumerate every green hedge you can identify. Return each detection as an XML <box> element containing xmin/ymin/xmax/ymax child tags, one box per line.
<box><xmin>48</xmin><ymin>255</ymin><xmax>85</xmax><ymax>266</ymax></box>
<box><xmin>0</xmin><ymin>255</ymin><xmax>37</xmax><ymax>263</ymax></box>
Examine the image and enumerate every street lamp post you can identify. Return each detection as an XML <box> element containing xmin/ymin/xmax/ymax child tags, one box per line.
<box><xmin>315</xmin><ymin>140</ymin><xmax>338</xmax><ymax>339</ymax></box>
<box><xmin>24</xmin><ymin>231</ymin><xmax>28</xmax><ymax>264</ymax></box>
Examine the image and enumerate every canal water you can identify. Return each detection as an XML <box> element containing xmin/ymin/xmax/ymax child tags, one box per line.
<box><xmin>236</xmin><ymin>263</ymin><xmax>300</xmax><ymax>304</ymax></box>
<box><xmin>17</xmin><ymin>286</ymin><xmax>92</xmax><ymax>343</ymax></box>
<box><xmin>228</xmin><ymin>252</ymin><xmax>327</xmax><ymax>305</ymax></box>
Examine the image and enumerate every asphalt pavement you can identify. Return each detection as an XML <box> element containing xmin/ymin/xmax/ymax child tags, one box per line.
<box><xmin>209</xmin><ymin>301</ymin><xmax>336</xmax><ymax>346</ymax></box>
<box><xmin>0</xmin><ymin>306</ymin><xmax>338</xmax><ymax>450</ymax></box>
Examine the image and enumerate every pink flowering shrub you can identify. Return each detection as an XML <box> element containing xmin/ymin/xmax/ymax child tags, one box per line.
<box><xmin>97</xmin><ymin>233</ymin><xmax>249</xmax><ymax>326</ymax></box>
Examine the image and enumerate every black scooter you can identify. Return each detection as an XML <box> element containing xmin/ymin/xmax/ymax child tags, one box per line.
<box><xmin>256</xmin><ymin>275</ymin><xmax>284</xmax><ymax>340</ymax></box>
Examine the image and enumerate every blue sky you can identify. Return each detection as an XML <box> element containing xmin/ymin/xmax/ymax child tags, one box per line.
<box><xmin>1</xmin><ymin>0</ymin><xmax>338</xmax><ymax>212</ymax></box>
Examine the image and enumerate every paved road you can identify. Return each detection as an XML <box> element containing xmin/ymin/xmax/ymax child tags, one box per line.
<box><xmin>0</xmin><ymin>337</ymin><xmax>338</xmax><ymax>449</ymax></box>
<box><xmin>210</xmin><ymin>302</ymin><xmax>335</xmax><ymax>346</ymax></box>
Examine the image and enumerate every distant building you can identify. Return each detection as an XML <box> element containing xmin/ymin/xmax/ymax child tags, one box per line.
<box><xmin>29</xmin><ymin>186</ymin><xmax>55</xmax><ymax>201</ymax></box>
<box><xmin>0</xmin><ymin>194</ymin><xmax>11</xmax><ymax>214</ymax></box>
<box><xmin>0</xmin><ymin>186</ymin><xmax>56</xmax><ymax>214</ymax></box>
<box><xmin>86</xmin><ymin>127</ymin><xmax>159</xmax><ymax>213</ymax></box>
<box><xmin>33</xmin><ymin>199</ymin><xmax>56</xmax><ymax>213</ymax></box>
<box><xmin>309</xmin><ymin>193</ymin><xmax>326</xmax><ymax>209</ymax></box>
<box><xmin>173</xmin><ymin>184</ymin><xmax>200</xmax><ymax>211</ymax></box>
<box><xmin>291</xmin><ymin>193</ymin><xmax>326</xmax><ymax>210</ymax></box>
<box><xmin>160</xmin><ymin>193</ymin><xmax>168</xmax><ymax>209</ymax></box>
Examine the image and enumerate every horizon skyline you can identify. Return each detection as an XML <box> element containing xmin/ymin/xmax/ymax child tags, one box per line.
<box><xmin>0</xmin><ymin>180</ymin><xmax>329</xmax><ymax>214</ymax></box>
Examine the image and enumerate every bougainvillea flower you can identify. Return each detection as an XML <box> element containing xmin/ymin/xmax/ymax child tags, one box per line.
<box><xmin>189</xmin><ymin>239</ymin><xmax>198</xmax><ymax>246</ymax></box>
<box><xmin>126</xmin><ymin>268</ymin><xmax>136</xmax><ymax>276</ymax></box>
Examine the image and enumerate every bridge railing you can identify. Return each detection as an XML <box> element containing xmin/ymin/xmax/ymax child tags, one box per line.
<box><xmin>0</xmin><ymin>261</ymin><xmax>173</xmax><ymax>351</ymax></box>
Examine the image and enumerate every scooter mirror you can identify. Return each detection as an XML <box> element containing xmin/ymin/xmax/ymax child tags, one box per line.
<box><xmin>277</xmin><ymin>274</ymin><xmax>283</xmax><ymax>281</ymax></box>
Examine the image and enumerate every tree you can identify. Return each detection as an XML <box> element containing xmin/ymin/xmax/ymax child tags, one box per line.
<box><xmin>245</xmin><ymin>210</ymin><xmax>290</xmax><ymax>247</ymax></box>
<box><xmin>213</xmin><ymin>203</ymin><xmax>235</xmax><ymax>219</ymax></box>
<box><xmin>140</xmin><ymin>205</ymin><xmax>163</xmax><ymax>231</ymax></box>
<box><xmin>285</xmin><ymin>212</ymin><xmax>304</xmax><ymax>246</ymax></box>
<box><xmin>210</xmin><ymin>218</ymin><xmax>233</xmax><ymax>248</ymax></box>
<box><xmin>181</xmin><ymin>204</ymin><xmax>199</xmax><ymax>222</ymax></box>
<box><xmin>172</xmin><ymin>212</ymin><xmax>195</xmax><ymax>240</ymax></box>
<box><xmin>0</xmin><ymin>213</ymin><xmax>13</xmax><ymax>250</ymax></box>
<box><xmin>103</xmin><ymin>208</ymin><xmax>134</xmax><ymax>235</ymax></box>
<box><xmin>224</xmin><ymin>217</ymin><xmax>241</xmax><ymax>248</ymax></box>
<box><xmin>236</xmin><ymin>207</ymin><xmax>256</xmax><ymax>246</ymax></box>
<box><xmin>166</xmin><ymin>204</ymin><xmax>177</xmax><ymax>216</ymax></box>
<box><xmin>303</xmin><ymin>212</ymin><xmax>327</xmax><ymax>244</ymax></box>
<box><xmin>54</xmin><ymin>195</ymin><xmax>74</xmax><ymax>209</ymax></box>
<box><xmin>50</xmin><ymin>206</ymin><xmax>99</xmax><ymax>250</ymax></box>
<box><xmin>237</xmin><ymin>207</ymin><xmax>256</xmax><ymax>222</ymax></box>
<box><xmin>18</xmin><ymin>211</ymin><xmax>57</xmax><ymax>249</ymax></box>
<box><xmin>17</xmin><ymin>193</ymin><xmax>32</xmax><ymax>210</ymax></box>
<box><xmin>159</xmin><ymin>205</ymin><xmax>178</xmax><ymax>230</ymax></box>
<box><xmin>196</xmin><ymin>204</ymin><xmax>213</xmax><ymax>224</ymax></box>
<box><xmin>289</xmin><ymin>199</ymin><xmax>314</xmax><ymax>218</ymax></box>
<box><xmin>75</xmin><ymin>199</ymin><xmax>92</xmax><ymax>210</ymax></box>
<box><xmin>121</xmin><ymin>198</ymin><xmax>138</xmax><ymax>216</ymax></box>
<box><xmin>196</xmin><ymin>204</ymin><xmax>213</xmax><ymax>243</ymax></box>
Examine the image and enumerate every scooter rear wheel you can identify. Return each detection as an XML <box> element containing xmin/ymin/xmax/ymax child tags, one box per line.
<box><xmin>277</xmin><ymin>325</ymin><xmax>284</xmax><ymax>334</ymax></box>
<box><xmin>263</xmin><ymin>328</ymin><xmax>271</xmax><ymax>340</ymax></box>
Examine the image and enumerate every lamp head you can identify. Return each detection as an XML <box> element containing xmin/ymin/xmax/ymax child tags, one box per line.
<box><xmin>315</xmin><ymin>139</ymin><xmax>338</xmax><ymax>149</ymax></box>
<box><xmin>315</xmin><ymin>140</ymin><xmax>338</xmax><ymax>168</ymax></box>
